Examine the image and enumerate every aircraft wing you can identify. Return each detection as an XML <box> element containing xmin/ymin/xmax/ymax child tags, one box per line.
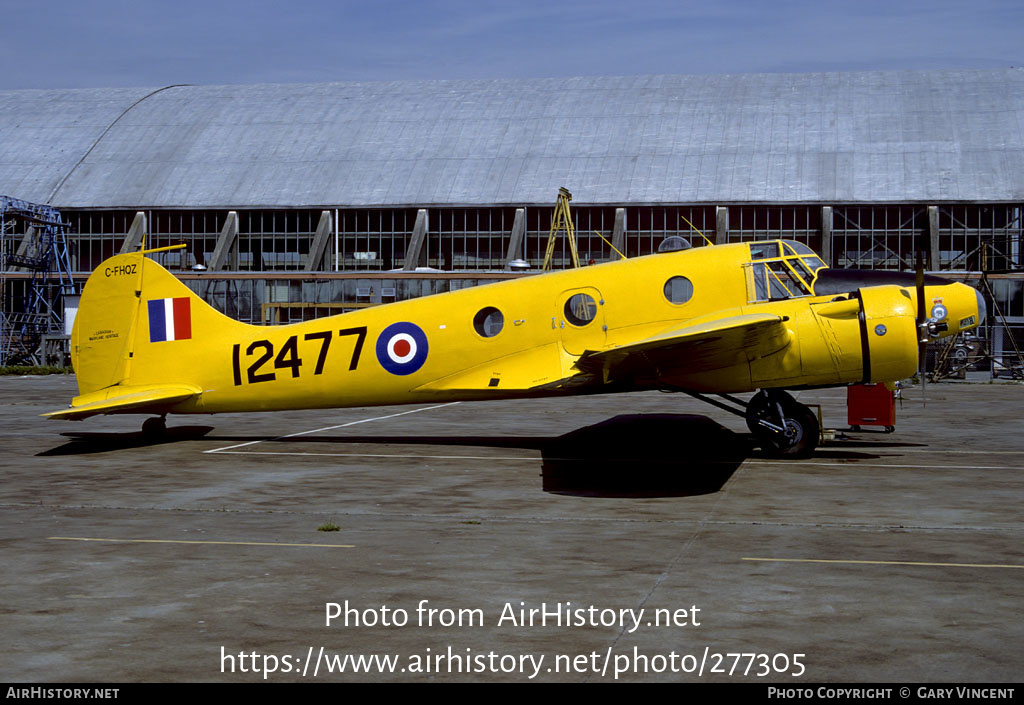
<box><xmin>416</xmin><ymin>312</ymin><xmax>791</xmax><ymax>395</ymax></box>
<box><xmin>573</xmin><ymin>312</ymin><xmax>791</xmax><ymax>382</ymax></box>
<box><xmin>413</xmin><ymin>343</ymin><xmax>568</xmax><ymax>395</ymax></box>
<box><xmin>43</xmin><ymin>384</ymin><xmax>202</xmax><ymax>420</ymax></box>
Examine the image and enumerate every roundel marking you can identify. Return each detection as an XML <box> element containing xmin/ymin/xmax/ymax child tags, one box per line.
<box><xmin>376</xmin><ymin>322</ymin><xmax>429</xmax><ymax>375</ymax></box>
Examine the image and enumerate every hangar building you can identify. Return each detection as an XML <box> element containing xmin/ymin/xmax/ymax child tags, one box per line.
<box><xmin>1</xmin><ymin>69</ymin><xmax>1022</xmax><ymax>372</ymax></box>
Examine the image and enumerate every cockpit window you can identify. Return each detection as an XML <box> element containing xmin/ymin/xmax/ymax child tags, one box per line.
<box><xmin>781</xmin><ymin>241</ymin><xmax>826</xmax><ymax>273</ymax></box>
<box><xmin>751</xmin><ymin>262</ymin><xmax>811</xmax><ymax>300</ymax></box>
<box><xmin>791</xmin><ymin>257</ymin><xmax>814</xmax><ymax>281</ymax></box>
<box><xmin>783</xmin><ymin>241</ymin><xmax>813</xmax><ymax>256</ymax></box>
<box><xmin>750</xmin><ymin>242</ymin><xmax>779</xmax><ymax>260</ymax></box>
<box><xmin>803</xmin><ymin>255</ymin><xmax>827</xmax><ymax>272</ymax></box>
<box><xmin>769</xmin><ymin>261</ymin><xmax>811</xmax><ymax>296</ymax></box>
<box><xmin>747</xmin><ymin>240</ymin><xmax>824</xmax><ymax>302</ymax></box>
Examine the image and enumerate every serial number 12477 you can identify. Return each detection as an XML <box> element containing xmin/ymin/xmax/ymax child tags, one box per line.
<box><xmin>231</xmin><ymin>327</ymin><xmax>367</xmax><ymax>386</ymax></box>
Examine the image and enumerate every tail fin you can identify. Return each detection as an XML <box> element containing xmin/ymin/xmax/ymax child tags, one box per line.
<box><xmin>47</xmin><ymin>251</ymin><xmax>244</xmax><ymax>419</ymax></box>
<box><xmin>71</xmin><ymin>252</ymin><xmax>146</xmax><ymax>394</ymax></box>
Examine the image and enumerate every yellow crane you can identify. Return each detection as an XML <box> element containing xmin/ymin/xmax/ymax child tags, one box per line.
<box><xmin>541</xmin><ymin>187</ymin><xmax>579</xmax><ymax>272</ymax></box>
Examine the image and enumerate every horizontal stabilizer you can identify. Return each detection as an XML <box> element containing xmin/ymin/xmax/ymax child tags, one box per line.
<box><xmin>43</xmin><ymin>384</ymin><xmax>201</xmax><ymax>420</ymax></box>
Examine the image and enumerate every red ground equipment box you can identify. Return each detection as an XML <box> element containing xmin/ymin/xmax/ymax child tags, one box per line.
<box><xmin>847</xmin><ymin>383</ymin><xmax>896</xmax><ymax>431</ymax></box>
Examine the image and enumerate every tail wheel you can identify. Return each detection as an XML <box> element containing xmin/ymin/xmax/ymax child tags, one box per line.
<box><xmin>746</xmin><ymin>390</ymin><xmax>819</xmax><ymax>458</ymax></box>
<box><xmin>142</xmin><ymin>416</ymin><xmax>166</xmax><ymax>439</ymax></box>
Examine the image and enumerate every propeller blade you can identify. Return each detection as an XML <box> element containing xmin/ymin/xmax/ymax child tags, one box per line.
<box><xmin>916</xmin><ymin>251</ymin><xmax>927</xmax><ymax>407</ymax></box>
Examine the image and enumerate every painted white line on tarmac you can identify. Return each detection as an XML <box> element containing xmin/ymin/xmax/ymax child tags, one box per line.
<box><xmin>209</xmin><ymin>450</ymin><xmax>539</xmax><ymax>461</ymax></box>
<box><xmin>748</xmin><ymin>461</ymin><xmax>1017</xmax><ymax>470</ymax></box>
<box><xmin>870</xmin><ymin>449</ymin><xmax>1024</xmax><ymax>455</ymax></box>
<box><xmin>204</xmin><ymin>402</ymin><xmax>461</xmax><ymax>454</ymax></box>
<box><xmin>743</xmin><ymin>557</ymin><xmax>1024</xmax><ymax>570</ymax></box>
<box><xmin>49</xmin><ymin>536</ymin><xmax>354</xmax><ymax>548</ymax></box>
<box><xmin>208</xmin><ymin>450</ymin><xmax>1016</xmax><ymax>469</ymax></box>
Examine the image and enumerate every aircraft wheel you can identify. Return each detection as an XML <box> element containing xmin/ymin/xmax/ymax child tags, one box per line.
<box><xmin>746</xmin><ymin>391</ymin><xmax>818</xmax><ymax>458</ymax></box>
<box><xmin>142</xmin><ymin>416</ymin><xmax>166</xmax><ymax>439</ymax></box>
<box><xmin>772</xmin><ymin>403</ymin><xmax>819</xmax><ymax>458</ymax></box>
<box><xmin>745</xmin><ymin>390</ymin><xmax>792</xmax><ymax>435</ymax></box>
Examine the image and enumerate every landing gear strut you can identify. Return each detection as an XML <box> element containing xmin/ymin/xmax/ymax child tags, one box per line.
<box><xmin>677</xmin><ymin>388</ymin><xmax>820</xmax><ymax>458</ymax></box>
<box><xmin>744</xmin><ymin>390</ymin><xmax>818</xmax><ymax>458</ymax></box>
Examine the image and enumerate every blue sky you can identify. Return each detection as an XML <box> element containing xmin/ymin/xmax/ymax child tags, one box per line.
<box><xmin>1</xmin><ymin>0</ymin><xmax>1021</xmax><ymax>89</ymax></box>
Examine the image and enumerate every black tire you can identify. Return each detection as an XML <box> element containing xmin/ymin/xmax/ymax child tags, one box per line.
<box><xmin>746</xmin><ymin>391</ymin><xmax>819</xmax><ymax>458</ymax></box>
<box><xmin>745</xmin><ymin>390</ymin><xmax>794</xmax><ymax>435</ymax></box>
<box><xmin>772</xmin><ymin>403</ymin><xmax>819</xmax><ymax>458</ymax></box>
<box><xmin>142</xmin><ymin>416</ymin><xmax>166</xmax><ymax>439</ymax></box>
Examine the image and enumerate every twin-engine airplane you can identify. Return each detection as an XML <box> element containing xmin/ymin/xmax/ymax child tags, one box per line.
<box><xmin>46</xmin><ymin>239</ymin><xmax>984</xmax><ymax>457</ymax></box>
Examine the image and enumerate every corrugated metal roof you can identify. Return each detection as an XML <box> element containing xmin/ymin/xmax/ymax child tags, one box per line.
<box><xmin>1</xmin><ymin>70</ymin><xmax>1022</xmax><ymax>208</ymax></box>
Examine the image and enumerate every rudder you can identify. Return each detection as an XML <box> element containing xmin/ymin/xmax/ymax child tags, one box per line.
<box><xmin>72</xmin><ymin>252</ymin><xmax>148</xmax><ymax>394</ymax></box>
<box><xmin>72</xmin><ymin>251</ymin><xmax>242</xmax><ymax>398</ymax></box>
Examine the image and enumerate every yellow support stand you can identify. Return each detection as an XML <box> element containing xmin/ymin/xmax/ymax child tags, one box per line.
<box><xmin>542</xmin><ymin>187</ymin><xmax>579</xmax><ymax>272</ymax></box>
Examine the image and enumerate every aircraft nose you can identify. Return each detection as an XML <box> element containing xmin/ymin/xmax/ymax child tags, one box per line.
<box><xmin>976</xmin><ymin>287</ymin><xmax>987</xmax><ymax>327</ymax></box>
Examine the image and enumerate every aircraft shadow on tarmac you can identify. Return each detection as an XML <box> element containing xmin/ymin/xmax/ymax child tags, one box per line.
<box><xmin>249</xmin><ymin>413</ymin><xmax>755</xmax><ymax>498</ymax></box>
<box><xmin>38</xmin><ymin>414</ymin><xmax>903</xmax><ymax>498</ymax></box>
<box><xmin>538</xmin><ymin>414</ymin><xmax>748</xmax><ymax>497</ymax></box>
<box><xmin>38</xmin><ymin>426</ymin><xmax>215</xmax><ymax>456</ymax></box>
<box><xmin>240</xmin><ymin>413</ymin><xmax>886</xmax><ymax>498</ymax></box>
<box><xmin>528</xmin><ymin>416</ymin><xmax>886</xmax><ymax>496</ymax></box>
<box><xmin>275</xmin><ymin>414</ymin><xmax>760</xmax><ymax>497</ymax></box>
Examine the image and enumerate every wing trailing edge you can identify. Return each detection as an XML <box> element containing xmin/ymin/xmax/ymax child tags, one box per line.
<box><xmin>575</xmin><ymin>312</ymin><xmax>792</xmax><ymax>380</ymax></box>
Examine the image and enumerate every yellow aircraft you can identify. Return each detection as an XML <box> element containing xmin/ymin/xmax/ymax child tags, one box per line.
<box><xmin>45</xmin><ymin>239</ymin><xmax>984</xmax><ymax>457</ymax></box>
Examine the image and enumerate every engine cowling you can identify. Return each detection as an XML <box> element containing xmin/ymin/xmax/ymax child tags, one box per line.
<box><xmin>857</xmin><ymin>285</ymin><xmax>919</xmax><ymax>384</ymax></box>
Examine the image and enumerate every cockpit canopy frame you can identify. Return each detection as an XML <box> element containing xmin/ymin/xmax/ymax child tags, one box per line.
<box><xmin>746</xmin><ymin>240</ymin><xmax>828</xmax><ymax>302</ymax></box>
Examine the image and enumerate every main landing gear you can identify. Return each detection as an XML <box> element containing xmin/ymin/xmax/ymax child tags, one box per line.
<box><xmin>743</xmin><ymin>390</ymin><xmax>819</xmax><ymax>458</ymax></box>
<box><xmin>682</xmin><ymin>388</ymin><xmax>819</xmax><ymax>458</ymax></box>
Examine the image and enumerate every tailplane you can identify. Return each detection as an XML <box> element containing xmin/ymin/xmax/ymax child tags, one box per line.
<box><xmin>46</xmin><ymin>250</ymin><xmax>244</xmax><ymax>420</ymax></box>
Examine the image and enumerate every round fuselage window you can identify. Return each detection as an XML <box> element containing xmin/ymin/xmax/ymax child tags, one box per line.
<box><xmin>473</xmin><ymin>306</ymin><xmax>504</xmax><ymax>337</ymax></box>
<box><xmin>564</xmin><ymin>293</ymin><xmax>598</xmax><ymax>326</ymax></box>
<box><xmin>663</xmin><ymin>276</ymin><xmax>694</xmax><ymax>305</ymax></box>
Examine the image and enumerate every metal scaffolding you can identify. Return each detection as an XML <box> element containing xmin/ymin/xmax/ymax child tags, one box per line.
<box><xmin>1</xmin><ymin>196</ymin><xmax>75</xmax><ymax>366</ymax></box>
